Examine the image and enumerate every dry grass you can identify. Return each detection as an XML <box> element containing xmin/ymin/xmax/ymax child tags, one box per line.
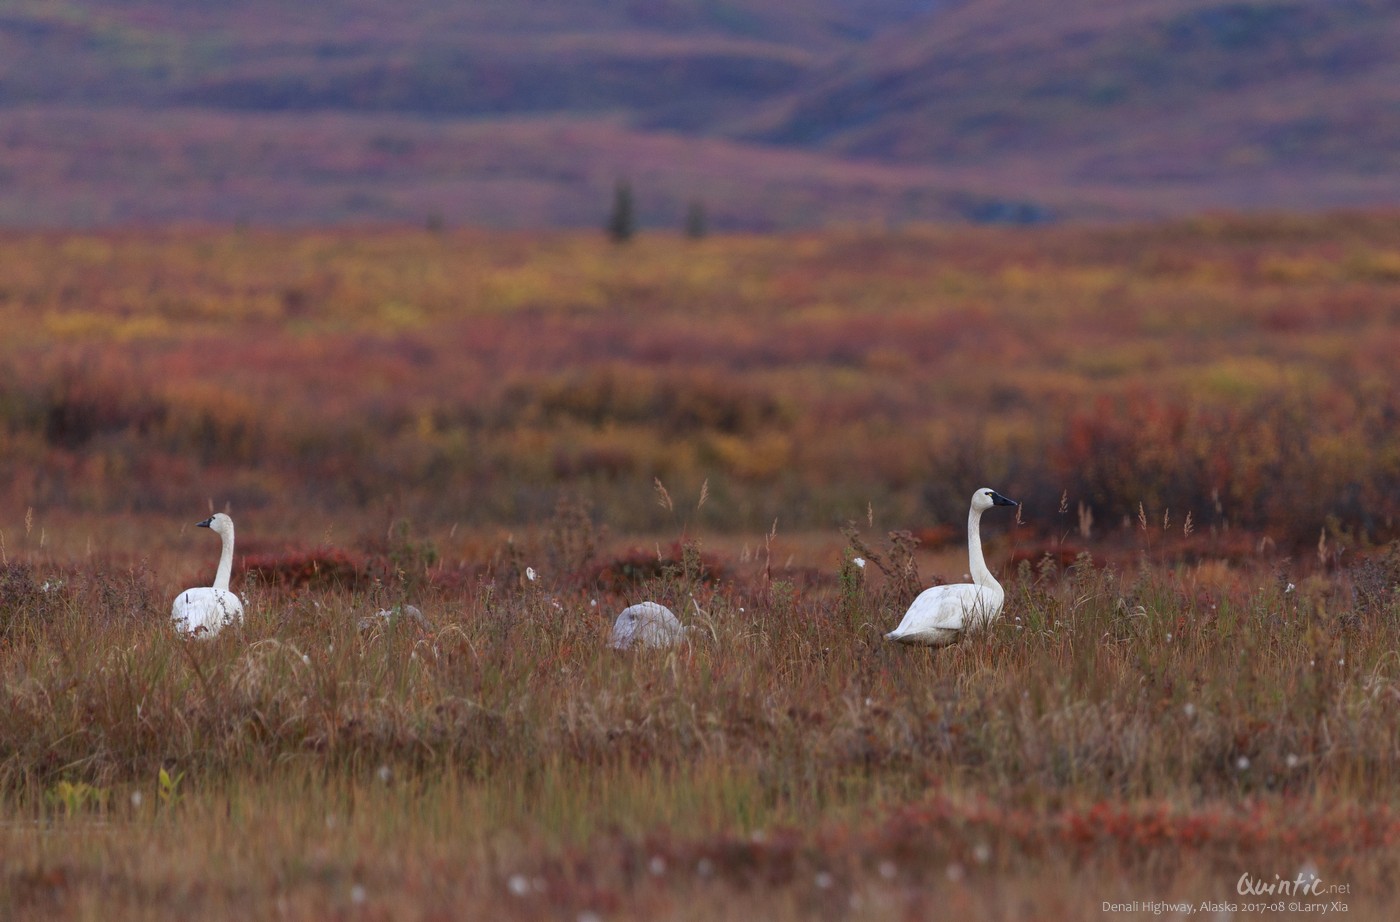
<box><xmin>1</xmin><ymin>526</ymin><xmax>1398</xmax><ymax>919</ymax></box>
<box><xmin>3</xmin><ymin>216</ymin><xmax>1400</xmax><ymax>916</ymax></box>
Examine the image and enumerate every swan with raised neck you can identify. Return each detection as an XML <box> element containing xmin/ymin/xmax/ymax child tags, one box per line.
<box><xmin>171</xmin><ymin>512</ymin><xmax>244</xmax><ymax>638</ymax></box>
<box><xmin>884</xmin><ymin>487</ymin><xmax>1018</xmax><ymax>646</ymax></box>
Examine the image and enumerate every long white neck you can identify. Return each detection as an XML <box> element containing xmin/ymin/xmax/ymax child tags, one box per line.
<box><xmin>213</xmin><ymin>524</ymin><xmax>235</xmax><ymax>591</ymax></box>
<box><xmin>967</xmin><ymin>506</ymin><xmax>999</xmax><ymax>590</ymax></box>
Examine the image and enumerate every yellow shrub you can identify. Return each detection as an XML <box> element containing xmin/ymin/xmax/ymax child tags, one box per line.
<box><xmin>704</xmin><ymin>432</ymin><xmax>792</xmax><ymax>481</ymax></box>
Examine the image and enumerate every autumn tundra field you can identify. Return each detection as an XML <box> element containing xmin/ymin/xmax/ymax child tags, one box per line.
<box><xmin>2</xmin><ymin>215</ymin><xmax>1400</xmax><ymax>919</ymax></box>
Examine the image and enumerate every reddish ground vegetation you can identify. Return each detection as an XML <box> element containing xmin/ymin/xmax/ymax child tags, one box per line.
<box><xmin>3</xmin><ymin>218</ymin><xmax>1400</xmax><ymax>558</ymax></box>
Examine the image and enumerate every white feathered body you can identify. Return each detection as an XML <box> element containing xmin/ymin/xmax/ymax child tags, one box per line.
<box><xmin>883</xmin><ymin>581</ymin><xmax>1004</xmax><ymax>646</ymax></box>
<box><xmin>609</xmin><ymin>601</ymin><xmax>687</xmax><ymax>650</ymax></box>
<box><xmin>171</xmin><ymin>588</ymin><xmax>244</xmax><ymax>637</ymax></box>
<box><xmin>172</xmin><ymin>512</ymin><xmax>243</xmax><ymax>638</ymax></box>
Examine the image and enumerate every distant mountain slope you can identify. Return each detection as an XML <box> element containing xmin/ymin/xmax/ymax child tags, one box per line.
<box><xmin>0</xmin><ymin>1</ymin><xmax>927</xmax><ymax>111</ymax></box>
<box><xmin>743</xmin><ymin>0</ymin><xmax>1400</xmax><ymax>179</ymax></box>
<box><xmin>0</xmin><ymin>0</ymin><xmax>1398</xmax><ymax>227</ymax></box>
<box><xmin>174</xmin><ymin>37</ymin><xmax>811</xmax><ymax>132</ymax></box>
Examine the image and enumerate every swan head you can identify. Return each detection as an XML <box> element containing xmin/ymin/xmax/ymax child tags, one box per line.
<box><xmin>197</xmin><ymin>512</ymin><xmax>235</xmax><ymax>536</ymax></box>
<box><xmin>971</xmin><ymin>488</ymin><xmax>1018</xmax><ymax>512</ymax></box>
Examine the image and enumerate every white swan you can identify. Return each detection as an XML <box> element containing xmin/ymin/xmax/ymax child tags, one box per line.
<box><xmin>885</xmin><ymin>487</ymin><xmax>1018</xmax><ymax>646</ymax></box>
<box><xmin>609</xmin><ymin>601</ymin><xmax>687</xmax><ymax>650</ymax></box>
<box><xmin>171</xmin><ymin>513</ymin><xmax>244</xmax><ymax>637</ymax></box>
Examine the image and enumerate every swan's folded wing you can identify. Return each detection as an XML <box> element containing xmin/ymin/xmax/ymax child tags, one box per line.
<box><xmin>890</xmin><ymin>585</ymin><xmax>967</xmax><ymax>634</ymax></box>
<box><xmin>172</xmin><ymin>587</ymin><xmax>244</xmax><ymax>635</ymax></box>
<box><xmin>887</xmin><ymin>583</ymin><xmax>1001</xmax><ymax>642</ymax></box>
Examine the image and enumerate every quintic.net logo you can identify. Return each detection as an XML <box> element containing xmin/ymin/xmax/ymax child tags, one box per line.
<box><xmin>1237</xmin><ymin>869</ymin><xmax>1350</xmax><ymax>898</ymax></box>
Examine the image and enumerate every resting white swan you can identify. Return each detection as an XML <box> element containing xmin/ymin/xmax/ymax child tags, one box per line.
<box><xmin>171</xmin><ymin>513</ymin><xmax>244</xmax><ymax>637</ymax></box>
<box><xmin>609</xmin><ymin>601</ymin><xmax>687</xmax><ymax>650</ymax></box>
<box><xmin>885</xmin><ymin>487</ymin><xmax>1018</xmax><ymax>646</ymax></box>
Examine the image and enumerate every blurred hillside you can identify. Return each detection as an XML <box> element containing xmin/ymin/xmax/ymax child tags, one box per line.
<box><xmin>1</xmin><ymin>0</ymin><xmax>1397</xmax><ymax>228</ymax></box>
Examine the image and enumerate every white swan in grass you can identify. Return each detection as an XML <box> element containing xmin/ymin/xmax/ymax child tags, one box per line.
<box><xmin>609</xmin><ymin>601</ymin><xmax>687</xmax><ymax>650</ymax></box>
<box><xmin>171</xmin><ymin>513</ymin><xmax>244</xmax><ymax>637</ymax></box>
<box><xmin>885</xmin><ymin>487</ymin><xmax>1019</xmax><ymax>647</ymax></box>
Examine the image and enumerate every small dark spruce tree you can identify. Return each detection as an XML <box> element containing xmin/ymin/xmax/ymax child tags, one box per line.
<box><xmin>684</xmin><ymin>199</ymin><xmax>707</xmax><ymax>240</ymax></box>
<box><xmin>607</xmin><ymin>179</ymin><xmax>636</xmax><ymax>244</ymax></box>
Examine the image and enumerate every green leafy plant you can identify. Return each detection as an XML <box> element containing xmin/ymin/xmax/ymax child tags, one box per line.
<box><xmin>45</xmin><ymin>780</ymin><xmax>109</xmax><ymax>817</ymax></box>
<box><xmin>158</xmin><ymin>767</ymin><xmax>185</xmax><ymax>809</ymax></box>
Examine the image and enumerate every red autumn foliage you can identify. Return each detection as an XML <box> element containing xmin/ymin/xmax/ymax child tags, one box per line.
<box><xmin>580</xmin><ymin>542</ymin><xmax>730</xmax><ymax>592</ymax></box>
<box><xmin>238</xmin><ymin>546</ymin><xmax>381</xmax><ymax>591</ymax></box>
<box><xmin>2</xmin><ymin>217</ymin><xmax>1398</xmax><ymax>555</ymax></box>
